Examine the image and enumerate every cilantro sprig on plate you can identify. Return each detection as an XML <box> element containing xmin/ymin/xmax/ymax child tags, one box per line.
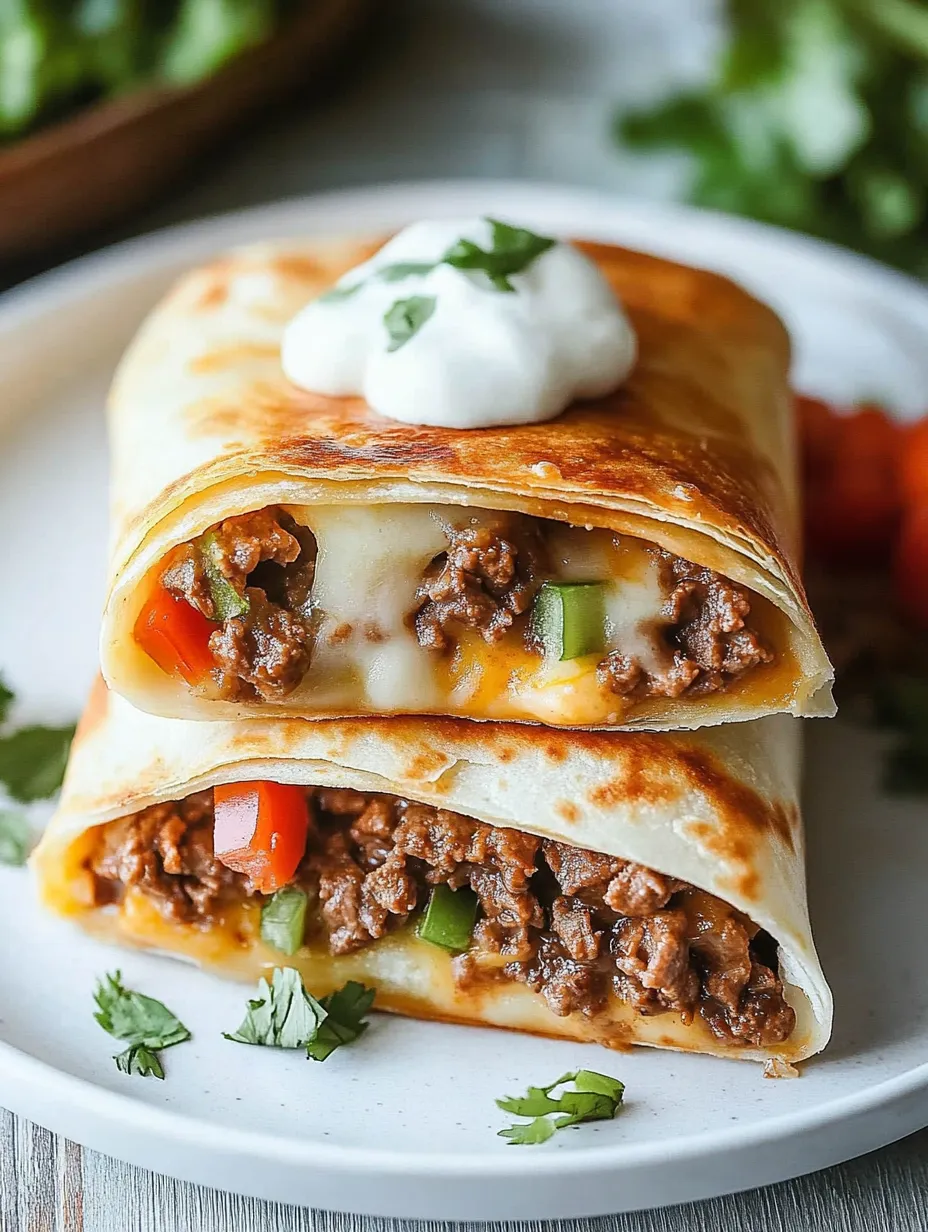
<box><xmin>497</xmin><ymin>1070</ymin><xmax>625</xmax><ymax>1145</ymax></box>
<box><xmin>0</xmin><ymin>724</ymin><xmax>75</xmax><ymax>803</ymax></box>
<box><xmin>93</xmin><ymin>972</ymin><xmax>191</xmax><ymax>1080</ymax></box>
<box><xmin>0</xmin><ymin>674</ymin><xmax>74</xmax><ymax>803</ymax></box>
<box><xmin>0</xmin><ymin>675</ymin><xmax>75</xmax><ymax>867</ymax></box>
<box><xmin>224</xmin><ymin>968</ymin><xmax>374</xmax><ymax>1061</ymax></box>
<box><xmin>0</xmin><ymin>810</ymin><xmax>32</xmax><ymax>867</ymax></box>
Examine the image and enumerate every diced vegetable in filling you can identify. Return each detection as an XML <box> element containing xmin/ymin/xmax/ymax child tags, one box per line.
<box><xmin>135</xmin><ymin>505</ymin><xmax>773</xmax><ymax>705</ymax></box>
<box><xmin>136</xmin><ymin>507</ymin><xmax>317</xmax><ymax>701</ymax></box>
<box><xmin>86</xmin><ymin>785</ymin><xmax>796</xmax><ymax>1048</ymax></box>
<box><xmin>531</xmin><ymin>582</ymin><xmax>607</xmax><ymax>661</ymax></box>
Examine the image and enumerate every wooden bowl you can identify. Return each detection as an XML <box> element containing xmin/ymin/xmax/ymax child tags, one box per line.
<box><xmin>0</xmin><ymin>0</ymin><xmax>373</xmax><ymax>261</ymax></box>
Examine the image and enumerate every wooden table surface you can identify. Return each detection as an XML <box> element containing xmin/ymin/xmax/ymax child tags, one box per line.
<box><xmin>2</xmin><ymin>1</ymin><xmax>925</xmax><ymax>1227</ymax></box>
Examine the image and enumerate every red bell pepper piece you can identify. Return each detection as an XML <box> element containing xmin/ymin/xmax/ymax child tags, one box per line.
<box><xmin>134</xmin><ymin>585</ymin><xmax>218</xmax><ymax>685</ymax></box>
<box><xmin>802</xmin><ymin>403</ymin><xmax>902</xmax><ymax>565</ymax></box>
<box><xmin>213</xmin><ymin>781</ymin><xmax>310</xmax><ymax>894</ymax></box>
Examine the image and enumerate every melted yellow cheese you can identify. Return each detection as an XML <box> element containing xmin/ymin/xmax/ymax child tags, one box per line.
<box><xmin>57</xmin><ymin>886</ymin><xmax>808</xmax><ymax>1063</ymax></box>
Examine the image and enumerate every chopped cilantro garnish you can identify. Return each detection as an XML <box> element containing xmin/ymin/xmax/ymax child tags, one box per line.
<box><xmin>443</xmin><ymin>219</ymin><xmax>555</xmax><ymax>291</ymax></box>
<box><xmin>318</xmin><ymin>281</ymin><xmax>364</xmax><ymax>304</ymax></box>
<box><xmin>497</xmin><ymin>1070</ymin><xmax>624</xmax><ymax>1145</ymax></box>
<box><xmin>0</xmin><ymin>724</ymin><xmax>74</xmax><ymax>803</ymax></box>
<box><xmin>307</xmin><ymin>981</ymin><xmax>376</xmax><ymax>1061</ymax></box>
<box><xmin>318</xmin><ymin>219</ymin><xmax>557</xmax><ymax>307</ymax></box>
<box><xmin>224</xmin><ymin>967</ymin><xmax>326</xmax><ymax>1049</ymax></box>
<box><xmin>224</xmin><ymin>968</ymin><xmax>374</xmax><ymax>1061</ymax></box>
<box><xmin>115</xmin><ymin>1044</ymin><xmax>167</xmax><ymax>1080</ymax></box>
<box><xmin>0</xmin><ymin>810</ymin><xmax>31</xmax><ymax>867</ymax></box>
<box><xmin>93</xmin><ymin>971</ymin><xmax>190</xmax><ymax>1080</ymax></box>
<box><xmin>498</xmin><ymin>1116</ymin><xmax>556</xmax><ymax>1146</ymax></box>
<box><xmin>0</xmin><ymin>678</ymin><xmax>12</xmax><ymax>724</ymax></box>
<box><xmin>383</xmin><ymin>295</ymin><xmax>436</xmax><ymax>352</ymax></box>
<box><xmin>379</xmin><ymin>261</ymin><xmax>437</xmax><ymax>283</ymax></box>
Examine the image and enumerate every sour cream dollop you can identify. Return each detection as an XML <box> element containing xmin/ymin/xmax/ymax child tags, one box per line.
<box><xmin>280</xmin><ymin>218</ymin><xmax>637</xmax><ymax>430</ymax></box>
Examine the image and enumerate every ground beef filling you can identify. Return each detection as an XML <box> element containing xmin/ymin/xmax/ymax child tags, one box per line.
<box><xmin>161</xmin><ymin>509</ymin><xmax>770</xmax><ymax>704</ymax></box>
<box><xmin>412</xmin><ymin>522</ymin><xmax>771</xmax><ymax>700</ymax></box>
<box><xmin>598</xmin><ymin>552</ymin><xmax>774</xmax><ymax>700</ymax></box>
<box><xmin>161</xmin><ymin>507</ymin><xmax>317</xmax><ymax>701</ymax></box>
<box><xmin>87</xmin><ymin>789</ymin><xmax>795</xmax><ymax>1049</ymax></box>
<box><xmin>414</xmin><ymin>518</ymin><xmax>543</xmax><ymax>650</ymax></box>
<box><xmin>87</xmin><ymin>791</ymin><xmax>252</xmax><ymax>921</ymax></box>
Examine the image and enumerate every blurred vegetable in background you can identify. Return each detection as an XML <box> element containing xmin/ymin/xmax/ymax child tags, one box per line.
<box><xmin>797</xmin><ymin>395</ymin><xmax>928</xmax><ymax>793</ymax></box>
<box><xmin>617</xmin><ymin>0</ymin><xmax>928</xmax><ymax>272</ymax></box>
<box><xmin>0</xmin><ymin>0</ymin><xmax>289</xmax><ymax>140</ymax></box>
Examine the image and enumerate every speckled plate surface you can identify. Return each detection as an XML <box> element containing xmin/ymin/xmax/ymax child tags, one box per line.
<box><xmin>0</xmin><ymin>182</ymin><xmax>926</xmax><ymax>1219</ymax></box>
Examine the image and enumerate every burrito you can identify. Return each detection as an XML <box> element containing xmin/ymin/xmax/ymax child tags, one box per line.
<box><xmin>100</xmin><ymin>225</ymin><xmax>833</xmax><ymax>729</ymax></box>
<box><xmin>33</xmin><ymin>682</ymin><xmax>832</xmax><ymax>1064</ymax></box>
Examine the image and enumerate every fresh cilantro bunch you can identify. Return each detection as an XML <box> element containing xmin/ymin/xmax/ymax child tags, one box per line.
<box><xmin>0</xmin><ymin>0</ymin><xmax>291</xmax><ymax>142</ymax></box>
<box><xmin>617</xmin><ymin>0</ymin><xmax>928</xmax><ymax>272</ymax></box>
<box><xmin>497</xmin><ymin>1070</ymin><xmax>625</xmax><ymax>1145</ymax></box>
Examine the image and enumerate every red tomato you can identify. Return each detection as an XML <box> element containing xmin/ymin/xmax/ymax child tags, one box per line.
<box><xmin>796</xmin><ymin>394</ymin><xmax>841</xmax><ymax>475</ymax></box>
<box><xmin>899</xmin><ymin>417</ymin><xmax>928</xmax><ymax>506</ymax></box>
<box><xmin>805</xmin><ymin>463</ymin><xmax>900</xmax><ymax>564</ymax></box>
<box><xmin>840</xmin><ymin>404</ymin><xmax>902</xmax><ymax>466</ymax></box>
<box><xmin>894</xmin><ymin>505</ymin><xmax>928</xmax><ymax>627</ymax></box>
<box><xmin>133</xmin><ymin>585</ymin><xmax>217</xmax><ymax>684</ymax></box>
<box><xmin>213</xmin><ymin>781</ymin><xmax>310</xmax><ymax>893</ymax></box>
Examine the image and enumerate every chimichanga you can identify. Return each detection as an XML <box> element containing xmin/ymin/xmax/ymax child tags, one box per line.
<box><xmin>34</xmin><ymin>682</ymin><xmax>832</xmax><ymax>1064</ymax></box>
<box><xmin>99</xmin><ymin>231</ymin><xmax>832</xmax><ymax>728</ymax></box>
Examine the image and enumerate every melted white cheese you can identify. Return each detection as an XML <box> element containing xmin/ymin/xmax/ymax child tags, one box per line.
<box><xmin>280</xmin><ymin>218</ymin><xmax>637</xmax><ymax>429</ymax></box>
<box><xmin>304</xmin><ymin>505</ymin><xmax>448</xmax><ymax>710</ymax></box>
<box><xmin>602</xmin><ymin>546</ymin><xmax>670</xmax><ymax>677</ymax></box>
<box><xmin>283</xmin><ymin>506</ymin><xmax>672</xmax><ymax>719</ymax></box>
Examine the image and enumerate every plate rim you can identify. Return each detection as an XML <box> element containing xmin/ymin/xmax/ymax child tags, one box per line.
<box><xmin>3</xmin><ymin>178</ymin><xmax>928</xmax><ymax>1210</ymax></box>
<box><xmin>5</xmin><ymin>178</ymin><xmax>928</xmax><ymax>339</ymax></box>
<box><xmin>3</xmin><ymin>1026</ymin><xmax>928</xmax><ymax>1178</ymax></box>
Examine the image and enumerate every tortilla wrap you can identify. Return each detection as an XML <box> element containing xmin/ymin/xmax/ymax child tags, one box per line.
<box><xmin>99</xmin><ymin>234</ymin><xmax>833</xmax><ymax>728</ymax></box>
<box><xmin>34</xmin><ymin>683</ymin><xmax>832</xmax><ymax>1064</ymax></box>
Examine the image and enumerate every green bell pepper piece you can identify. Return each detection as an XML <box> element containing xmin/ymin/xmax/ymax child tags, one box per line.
<box><xmin>530</xmin><ymin>582</ymin><xmax>606</xmax><ymax>661</ymax></box>
<box><xmin>417</xmin><ymin>885</ymin><xmax>478</xmax><ymax>954</ymax></box>
<box><xmin>199</xmin><ymin>531</ymin><xmax>250</xmax><ymax>621</ymax></box>
<box><xmin>260</xmin><ymin>886</ymin><xmax>308</xmax><ymax>956</ymax></box>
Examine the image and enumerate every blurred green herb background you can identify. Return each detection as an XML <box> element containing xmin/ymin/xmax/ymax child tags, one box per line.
<box><xmin>0</xmin><ymin>0</ymin><xmax>294</xmax><ymax>140</ymax></box>
<box><xmin>617</xmin><ymin>0</ymin><xmax>928</xmax><ymax>272</ymax></box>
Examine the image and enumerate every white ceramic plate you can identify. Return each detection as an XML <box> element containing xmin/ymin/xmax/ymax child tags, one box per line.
<box><xmin>1</xmin><ymin>182</ymin><xmax>927</xmax><ymax>1220</ymax></box>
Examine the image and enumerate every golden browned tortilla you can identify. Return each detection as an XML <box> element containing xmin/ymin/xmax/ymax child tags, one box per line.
<box><xmin>100</xmin><ymin>236</ymin><xmax>832</xmax><ymax>727</ymax></box>
<box><xmin>33</xmin><ymin>681</ymin><xmax>832</xmax><ymax>1064</ymax></box>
